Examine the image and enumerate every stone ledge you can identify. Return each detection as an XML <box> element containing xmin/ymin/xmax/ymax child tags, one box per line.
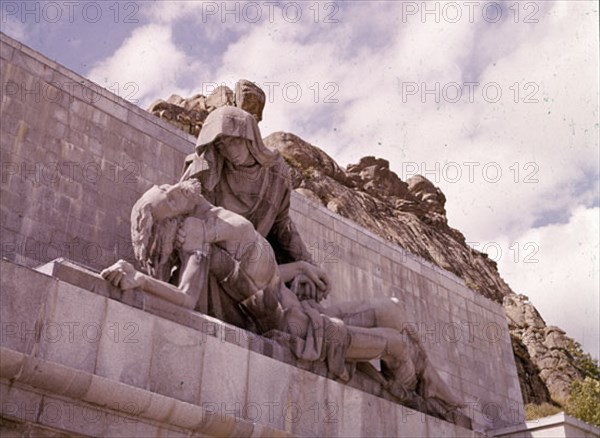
<box><xmin>0</xmin><ymin>348</ymin><xmax>291</xmax><ymax>437</ymax></box>
<box><xmin>32</xmin><ymin>259</ymin><xmax>506</xmax><ymax>428</ymax></box>
<box><xmin>31</xmin><ymin>259</ymin><xmax>516</xmax><ymax>432</ymax></box>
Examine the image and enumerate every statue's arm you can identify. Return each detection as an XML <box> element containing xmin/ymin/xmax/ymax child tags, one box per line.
<box><xmin>269</xmin><ymin>184</ymin><xmax>314</xmax><ymax>264</ymax></box>
<box><xmin>267</xmin><ymin>185</ymin><xmax>330</xmax><ymax>299</ymax></box>
<box><xmin>101</xmin><ymin>258</ymin><xmax>201</xmax><ymax>309</ymax></box>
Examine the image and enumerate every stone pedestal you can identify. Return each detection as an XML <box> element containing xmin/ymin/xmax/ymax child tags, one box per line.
<box><xmin>1</xmin><ymin>259</ymin><xmax>482</xmax><ymax>437</ymax></box>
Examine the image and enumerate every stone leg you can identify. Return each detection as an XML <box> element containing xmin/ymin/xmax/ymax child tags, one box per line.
<box><xmin>324</xmin><ymin>298</ymin><xmax>409</xmax><ymax>331</ymax></box>
<box><xmin>343</xmin><ymin>319</ymin><xmax>464</xmax><ymax>424</ymax></box>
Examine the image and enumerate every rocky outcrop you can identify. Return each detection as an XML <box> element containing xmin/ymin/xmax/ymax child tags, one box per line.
<box><xmin>504</xmin><ymin>295</ymin><xmax>583</xmax><ymax>402</ymax></box>
<box><xmin>263</xmin><ymin>132</ymin><xmax>586</xmax><ymax>405</ymax></box>
<box><xmin>148</xmin><ymin>80</ymin><xmax>262</xmax><ymax>137</ymax></box>
<box><xmin>510</xmin><ymin>334</ymin><xmax>552</xmax><ymax>405</ymax></box>
<box><xmin>149</xmin><ymin>94</ymin><xmax>588</xmax><ymax>407</ymax></box>
<box><xmin>148</xmin><ymin>94</ymin><xmax>212</xmax><ymax>136</ymax></box>
<box><xmin>266</xmin><ymin>132</ymin><xmax>511</xmax><ymax>302</ymax></box>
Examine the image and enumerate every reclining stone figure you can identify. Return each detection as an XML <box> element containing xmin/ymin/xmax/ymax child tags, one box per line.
<box><xmin>101</xmin><ymin>180</ymin><xmax>467</xmax><ymax>424</ymax></box>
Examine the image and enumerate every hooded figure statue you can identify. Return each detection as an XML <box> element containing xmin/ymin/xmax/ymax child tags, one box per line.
<box><xmin>181</xmin><ymin>106</ymin><xmax>315</xmax><ymax>327</ymax></box>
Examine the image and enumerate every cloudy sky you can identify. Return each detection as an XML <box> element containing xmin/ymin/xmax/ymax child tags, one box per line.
<box><xmin>2</xmin><ymin>1</ymin><xmax>598</xmax><ymax>358</ymax></box>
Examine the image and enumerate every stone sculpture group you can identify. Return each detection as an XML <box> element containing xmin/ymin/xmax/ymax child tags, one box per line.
<box><xmin>102</xmin><ymin>80</ymin><xmax>467</xmax><ymax>425</ymax></box>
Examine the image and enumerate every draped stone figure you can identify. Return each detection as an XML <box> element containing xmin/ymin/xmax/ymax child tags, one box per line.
<box><xmin>101</xmin><ymin>178</ymin><xmax>465</xmax><ymax>423</ymax></box>
<box><xmin>102</xmin><ymin>104</ymin><xmax>469</xmax><ymax>425</ymax></box>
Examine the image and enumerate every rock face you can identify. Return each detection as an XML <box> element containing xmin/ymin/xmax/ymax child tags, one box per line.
<box><xmin>148</xmin><ymin>80</ymin><xmax>264</xmax><ymax>137</ymax></box>
<box><xmin>265</xmin><ymin>132</ymin><xmax>586</xmax><ymax>405</ymax></box>
<box><xmin>267</xmin><ymin>133</ymin><xmax>510</xmax><ymax>301</ymax></box>
<box><xmin>149</xmin><ymin>96</ymin><xmax>586</xmax><ymax>407</ymax></box>
<box><xmin>148</xmin><ymin>94</ymin><xmax>211</xmax><ymax>136</ymax></box>
<box><xmin>504</xmin><ymin>295</ymin><xmax>583</xmax><ymax>402</ymax></box>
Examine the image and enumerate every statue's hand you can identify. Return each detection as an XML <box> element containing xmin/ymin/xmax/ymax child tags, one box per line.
<box><xmin>179</xmin><ymin>217</ymin><xmax>206</xmax><ymax>253</ymax></box>
<box><xmin>279</xmin><ymin>261</ymin><xmax>330</xmax><ymax>302</ymax></box>
<box><xmin>291</xmin><ymin>274</ymin><xmax>316</xmax><ymax>301</ymax></box>
<box><xmin>299</xmin><ymin>261</ymin><xmax>330</xmax><ymax>301</ymax></box>
<box><xmin>289</xmin><ymin>262</ymin><xmax>330</xmax><ymax>302</ymax></box>
<box><xmin>100</xmin><ymin>260</ymin><xmax>145</xmax><ymax>290</ymax></box>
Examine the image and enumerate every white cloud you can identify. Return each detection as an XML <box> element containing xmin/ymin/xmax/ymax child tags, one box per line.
<box><xmin>87</xmin><ymin>24</ymin><xmax>206</xmax><ymax>107</ymax></box>
<box><xmin>443</xmin><ymin>0</ymin><xmax>600</xmax><ymax>237</ymax></box>
<box><xmin>286</xmin><ymin>1</ymin><xmax>599</xmax><ymax>243</ymax></box>
<box><xmin>496</xmin><ymin>206</ymin><xmax>600</xmax><ymax>359</ymax></box>
<box><xmin>213</xmin><ymin>19</ymin><xmax>353</xmax><ymax>136</ymax></box>
<box><xmin>141</xmin><ymin>1</ymin><xmax>205</xmax><ymax>24</ymax></box>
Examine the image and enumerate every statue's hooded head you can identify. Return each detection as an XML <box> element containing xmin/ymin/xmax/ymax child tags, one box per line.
<box><xmin>130</xmin><ymin>180</ymin><xmax>203</xmax><ymax>279</ymax></box>
<box><xmin>195</xmin><ymin>106</ymin><xmax>279</xmax><ymax>191</ymax></box>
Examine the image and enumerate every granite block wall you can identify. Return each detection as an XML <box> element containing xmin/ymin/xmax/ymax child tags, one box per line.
<box><xmin>1</xmin><ymin>32</ymin><xmax>196</xmax><ymax>270</ymax></box>
<box><xmin>289</xmin><ymin>194</ymin><xmax>524</xmax><ymax>429</ymax></box>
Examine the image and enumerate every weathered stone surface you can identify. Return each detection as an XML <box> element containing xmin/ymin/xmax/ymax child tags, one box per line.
<box><xmin>147</xmin><ymin>96</ymin><xmax>209</xmax><ymax>137</ymax></box>
<box><xmin>147</xmin><ymin>80</ymin><xmax>263</xmax><ymax>137</ymax></box>
<box><xmin>510</xmin><ymin>334</ymin><xmax>552</xmax><ymax>405</ymax></box>
<box><xmin>504</xmin><ymin>295</ymin><xmax>584</xmax><ymax>402</ymax></box>
<box><xmin>0</xmin><ymin>34</ymin><xmax>196</xmax><ymax>272</ymax></box>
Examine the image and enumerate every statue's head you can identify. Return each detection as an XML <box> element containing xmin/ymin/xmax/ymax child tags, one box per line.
<box><xmin>235</xmin><ymin>79</ymin><xmax>266</xmax><ymax>123</ymax></box>
<box><xmin>195</xmin><ymin>106</ymin><xmax>279</xmax><ymax>177</ymax></box>
<box><xmin>141</xmin><ymin>180</ymin><xmax>204</xmax><ymax>221</ymax></box>
<box><xmin>131</xmin><ymin>180</ymin><xmax>204</xmax><ymax>277</ymax></box>
<box><xmin>213</xmin><ymin>135</ymin><xmax>259</xmax><ymax>167</ymax></box>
